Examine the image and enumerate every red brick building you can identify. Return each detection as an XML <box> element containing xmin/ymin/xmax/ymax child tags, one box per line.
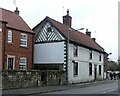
<box><xmin>0</xmin><ymin>8</ymin><xmax>34</xmax><ymax>70</ymax></box>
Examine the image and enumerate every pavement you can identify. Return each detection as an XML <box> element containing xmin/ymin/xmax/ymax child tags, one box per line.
<box><xmin>2</xmin><ymin>79</ymin><xmax>117</xmax><ymax>96</ymax></box>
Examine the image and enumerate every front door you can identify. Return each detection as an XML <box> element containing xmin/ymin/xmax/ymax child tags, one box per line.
<box><xmin>8</xmin><ymin>57</ymin><xmax>14</xmax><ymax>70</ymax></box>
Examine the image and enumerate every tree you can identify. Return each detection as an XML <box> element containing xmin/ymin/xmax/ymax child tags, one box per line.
<box><xmin>108</xmin><ymin>61</ymin><xmax>119</xmax><ymax>71</ymax></box>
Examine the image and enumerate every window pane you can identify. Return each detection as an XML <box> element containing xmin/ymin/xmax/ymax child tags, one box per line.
<box><xmin>73</xmin><ymin>62</ymin><xmax>78</xmax><ymax>76</ymax></box>
<box><xmin>99</xmin><ymin>65</ymin><xmax>101</xmax><ymax>75</ymax></box>
<box><xmin>8</xmin><ymin>30</ymin><xmax>12</xmax><ymax>43</ymax></box>
<box><xmin>73</xmin><ymin>44</ymin><xmax>78</xmax><ymax>57</ymax></box>
<box><xmin>19</xmin><ymin>58</ymin><xmax>27</xmax><ymax>70</ymax></box>
<box><xmin>89</xmin><ymin>63</ymin><xmax>92</xmax><ymax>75</ymax></box>
<box><xmin>20</xmin><ymin>33</ymin><xmax>27</xmax><ymax>47</ymax></box>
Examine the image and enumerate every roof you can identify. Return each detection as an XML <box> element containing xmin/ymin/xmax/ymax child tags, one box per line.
<box><xmin>0</xmin><ymin>8</ymin><xmax>33</xmax><ymax>33</ymax></box>
<box><xmin>34</xmin><ymin>16</ymin><xmax>105</xmax><ymax>53</ymax></box>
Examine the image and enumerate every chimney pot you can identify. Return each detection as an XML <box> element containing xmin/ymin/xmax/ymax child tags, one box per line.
<box><xmin>92</xmin><ymin>38</ymin><xmax>96</xmax><ymax>42</ymax></box>
<box><xmin>86</xmin><ymin>31</ymin><xmax>91</xmax><ymax>37</ymax></box>
<box><xmin>14</xmin><ymin>7</ymin><xmax>19</xmax><ymax>15</ymax></box>
<box><xmin>86</xmin><ymin>29</ymin><xmax>88</xmax><ymax>32</ymax></box>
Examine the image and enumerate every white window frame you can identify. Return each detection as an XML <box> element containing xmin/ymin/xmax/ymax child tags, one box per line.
<box><xmin>19</xmin><ymin>57</ymin><xmax>27</xmax><ymax>70</ymax></box>
<box><xmin>20</xmin><ymin>33</ymin><xmax>28</xmax><ymax>47</ymax></box>
<box><xmin>8</xmin><ymin>30</ymin><xmax>12</xmax><ymax>43</ymax></box>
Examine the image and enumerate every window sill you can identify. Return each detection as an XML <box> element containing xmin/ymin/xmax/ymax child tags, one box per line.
<box><xmin>20</xmin><ymin>46</ymin><xmax>28</xmax><ymax>48</ymax></box>
<box><xmin>74</xmin><ymin>75</ymin><xmax>78</xmax><ymax>77</ymax></box>
<box><xmin>8</xmin><ymin>42</ymin><xmax>13</xmax><ymax>45</ymax></box>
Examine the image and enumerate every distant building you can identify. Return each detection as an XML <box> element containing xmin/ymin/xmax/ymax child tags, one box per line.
<box><xmin>0</xmin><ymin>7</ymin><xmax>34</xmax><ymax>70</ymax></box>
<box><xmin>33</xmin><ymin>10</ymin><xmax>107</xmax><ymax>83</ymax></box>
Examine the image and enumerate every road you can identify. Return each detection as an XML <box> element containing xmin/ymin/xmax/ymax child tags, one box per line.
<box><xmin>29</xmin><ymin>80</ymin><xmax>119</xmax><ymax>95</ymax></box>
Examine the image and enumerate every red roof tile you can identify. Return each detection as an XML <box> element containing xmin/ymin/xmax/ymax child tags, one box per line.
<box><xmin>0</xmin><ymin>8</ymin><xmax>33</xmax><ymax>33</ymax></box>
<box><xmin>47</xmin><ymin>16</ymin><xmax>104</xmax><ymax>52</ymax></box>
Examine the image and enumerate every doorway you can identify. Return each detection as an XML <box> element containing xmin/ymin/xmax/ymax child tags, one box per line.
<box><xmin>94</xmin><ymin>65</ymin><xmax>97</xmax><ymax>80</ymax></box>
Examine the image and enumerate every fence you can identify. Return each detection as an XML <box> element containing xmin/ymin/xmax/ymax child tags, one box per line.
<box><xmin>2</xmin><ymin>70</ymin><xmax>67</xmax><ymax>89</ymax></box>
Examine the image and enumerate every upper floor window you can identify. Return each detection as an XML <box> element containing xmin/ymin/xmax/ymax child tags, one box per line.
<box><xmin>73</xmin><ymin>61</ymin><xmax>78</xmax><ymax>76</ymax></box>
<box><xmin>19</xmin><ymin>57</ymin><xmax>27</xmax><ymax>70</ymax></box>
<box><xmin>20</xmin><ymin>33</ymin><xmax>27</xmax><ymax>47</ymax></box>
<box><xmin>73</xmin><ymin>44</ymin><xmax>78</xmax><ymax>57</ymax></box>
<box><xmin>8</xmin><ymin>30</ymin><xmax>12</xmax><ymax>43</ymax></box>
<box><xmin>89</xmin><ymin>50</ymin><xmax>92</xmax><ymax>60</ymax></box>
<box><xmin>99</xmin><ymin>53</ymin><xmax>101</xmax><ymax>61</ymax></box>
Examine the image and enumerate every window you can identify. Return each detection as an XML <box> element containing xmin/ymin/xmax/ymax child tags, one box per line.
<box><xmin>89</xmin><ymin>50</ymin><xmax>92</xmax><ymax>59</ymax></box>
<box><xmin>47</xmin><ymin>27</ymin><xmax>52</xmax><ymax>32</ymax></box>
<box><xmin>73</xmin><ymin>61</ymin><xmax>78</xmax><ymax>76</ymax></box>
<box><xmin>8</xmin><ymin>30</ymin><xmax>12</xmax><ymax>43</ymax></box>
<box><xmin>89</xmin><ymin>63</ymin><xmax>92</xmax><ymax>75</ymax></box>
<box><xmin>99</xmin><ymin>65</ymin><xmax>101</xmax><ymax>75</ymax></box>
<box><xmin>20</xmin><ymin>33</ymin><xmax>27</xmax><ymax>47</ymax></box>
<box><xmin>99</xmin><ymin>53</ymin><xmax>101</xmax><ymax>61</ymax></box>
<box><xmin>73</xmin><ymin>44</ymin><xmax>78</xmax><ymax>57</ymax></box>
<box><xmin>19</xmin><ymin>57</ymin><xmax>27</xmax><ymax>70</ymax></box>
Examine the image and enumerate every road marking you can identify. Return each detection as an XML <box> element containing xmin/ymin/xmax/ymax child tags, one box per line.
<box><xmin>103</xmin><ymin>89</ymin><xmax>117</xmax><ymax>94</ymax></box>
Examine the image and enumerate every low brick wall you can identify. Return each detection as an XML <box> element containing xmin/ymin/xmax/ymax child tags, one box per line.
<box><xmin>2</xmin><ymin>70</ymin><xmax>67</xmax><ymax>89</ymax></box>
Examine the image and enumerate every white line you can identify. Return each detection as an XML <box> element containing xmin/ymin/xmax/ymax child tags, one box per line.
<box><xmin>103</xmin><ymin>89</ymin><xmax>117</xmax><ymax>94</ymax></box>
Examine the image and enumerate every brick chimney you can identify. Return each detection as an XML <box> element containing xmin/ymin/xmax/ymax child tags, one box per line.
<box><xmin>63</xmin><ymin>9</ymin><xmax>72</xmax><ymax>27</ymax></box>
<box><xmin>86</xmin><ymin>29</ymin><xmax>91</xmax><ymax>37</ymax></box>
<box><xmin>14</xmin><ymin>7</ymin><xmax>19</xmax><ymax>15</ymax></box>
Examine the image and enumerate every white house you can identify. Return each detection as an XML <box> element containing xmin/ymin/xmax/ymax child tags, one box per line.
<box><xmin>33</xmin><ymin>10</ymin><xmax>107</xmax><ymax>83</ymax></box>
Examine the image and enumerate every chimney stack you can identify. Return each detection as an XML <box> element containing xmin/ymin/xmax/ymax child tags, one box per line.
<box><xmin>86</xmin><ymin>29</ymin><xmax>91</xmax><ymax>37</ymax></box>
<box><xmin>63</xmin><ymin>9</ymin><xmax>72</xmax><ymax>27</ymax></box>
<box><xmin>14</xmin><ymin>7</ymin><xmax>19</xmax><ymax>15</ymax></box>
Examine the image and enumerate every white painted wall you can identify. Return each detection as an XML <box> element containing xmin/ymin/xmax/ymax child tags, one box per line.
<box><xmin>34</xmin><ymin>42</ymin><xmax>65</xmax><ymax>64</ymax></box>
<box><xmin>68</xmin><ymin>43</ymin><xmax>104</xmax><ymax>83</ymax></box>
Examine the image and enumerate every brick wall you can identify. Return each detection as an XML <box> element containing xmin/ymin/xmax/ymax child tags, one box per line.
<box><xmin>2</xmin><ymin>70</ymin><xmax>67</xmax><ymax>89</ymax></box>
<box><xmin>0</xmin><ymin>23</ymin><xmax>2</xmax><ymax>70</ymax></box>
<box><xmin>4</xmin><ymin>28</ymin><xmax>33</xmax><ymax>70</ymax></box>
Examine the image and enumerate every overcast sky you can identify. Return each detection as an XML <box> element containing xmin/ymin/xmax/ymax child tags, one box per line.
<box><xmin>0</xmin><ymin>0</ymin><xmax>119</xmax><ymax>61</ymax></box>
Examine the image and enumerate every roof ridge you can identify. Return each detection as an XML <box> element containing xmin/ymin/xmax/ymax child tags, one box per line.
<box><xmin>0</xmin><ymin>7</ymin><xmax>15</xmax><ymax>15</ymax></box>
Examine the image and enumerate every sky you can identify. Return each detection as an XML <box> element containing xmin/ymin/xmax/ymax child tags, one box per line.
<box><xmin>0</xmin><ymin>0</ymin><xmax>119</xmax><ymax>61</ymax></box>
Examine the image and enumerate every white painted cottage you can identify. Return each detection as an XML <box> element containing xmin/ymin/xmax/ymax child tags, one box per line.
<box><xmin>33</xmin><ymin>10</ymin><xmax>107</xmax><ymax>83</ymax></box>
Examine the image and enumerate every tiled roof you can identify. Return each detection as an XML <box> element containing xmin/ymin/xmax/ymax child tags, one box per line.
<box><xmin>0</xmin><ymin>8</ymin><xmax>33</xmax><ymax>33</ymax></box>
<box><xmin>47</xmin><ymin>16</ymin><xmax>104</xmax><ymax>52</ymax></box>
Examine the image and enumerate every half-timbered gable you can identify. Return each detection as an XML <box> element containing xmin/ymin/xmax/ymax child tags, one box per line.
<box><xmin>35</xmin><ymin>22</ymin><xmax>65</xmax><ymax>43</ymax></box>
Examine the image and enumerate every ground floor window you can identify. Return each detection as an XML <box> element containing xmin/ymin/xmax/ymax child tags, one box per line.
<box><xmin>89</xmin><ymin>63</ymin><xmax>92</xmax><ymax>75</ymax></box>
<box><xmin>73</xmin><ymin>61</ymin><xmax>78</xmax><ymax>76</ymax></box>
<box><xmin>19</xmin><ymin>57</ymin><xmax>27</xmax><ymax>70</ymax></box>
<box><xmin>99</xmin><ymin>65</ymin><xmax>101</xmax><ymax>75</ymax></box>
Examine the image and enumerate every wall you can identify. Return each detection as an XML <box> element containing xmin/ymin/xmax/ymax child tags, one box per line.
<box><xmin>34</xmin><ymin>42</ymin><xmax>65</xmax><ymax>64</ymax></box>
<box><xmin>68</xmin><ymin>43</ymin><xmax>104</xmax><ymax>83</ymax></box>
<box><xmin>4</xmin><ymin>28</ymin><xmax>33</xmax><ymax>70</ymax></box>
<box><xmin>2</xmin><ymin>70</ymin><xmax>67</xmax><ymax>89</ymax></box>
